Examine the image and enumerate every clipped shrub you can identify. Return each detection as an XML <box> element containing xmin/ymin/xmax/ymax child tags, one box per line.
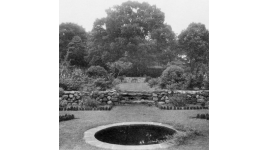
<box><xmin>86</xmin><ymin>66</ymin><xmax>108</xmax><ymax>77</ymax></box>
<box><xmin>200</xmin><ymin>114</ymin><xmax>206</xmax><ymax>119</ymax></box>
<box><xmin>59</xmin><ymin>114</ymin><xmax>75</xmax><ymax>122</ymax></box>
<box><xmin>159</xmin><ymin>65</ymin><xmax>188</xmax><ymax>90</ymax></box>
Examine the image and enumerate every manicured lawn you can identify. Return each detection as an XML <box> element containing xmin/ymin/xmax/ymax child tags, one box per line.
<box><xmin>115</xmin><ymin>83</ymin><xmax>158</xmax><ymax>91</ymax></box>
<box><xmin>59</xmin><ymin>105</ymin><xmax>209</xmax><ymax>150</ymax></box>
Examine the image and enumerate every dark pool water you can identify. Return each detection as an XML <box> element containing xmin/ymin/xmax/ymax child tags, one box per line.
<box><xmin>94</xmin><ymin>124</ymin><xmax>176</xmax><ymax>145</ymax></box>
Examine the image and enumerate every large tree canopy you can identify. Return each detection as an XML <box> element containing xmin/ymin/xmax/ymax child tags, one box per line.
<box><xmin>87</xmin><ymin>1</ymin><xmax>177</xmax><ymax>76</ymax></box>
<box><xmin>177</xmin><ymin>23</ymin><xmax>209</xmax><ymax>89</ymax></box>
<box><xmin>59</xmin><ymin>23</ymin><xmax>88</xmax><ymax>64</ymax></box>
<box><xmin>177</xmin><ymin>23</ymin><xmax>209</xmax><ymax>71</ymax></box>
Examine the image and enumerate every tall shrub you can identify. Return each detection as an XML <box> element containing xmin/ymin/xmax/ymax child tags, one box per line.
<box><xmin>86</xmin><ymin>66</ymin><xmax>108</xmax><ymax>77</ymax></box>
<box><xmin>160</xmin><ymin>65</ymin><xmax>187</xmax><ymax>90</ymax></box>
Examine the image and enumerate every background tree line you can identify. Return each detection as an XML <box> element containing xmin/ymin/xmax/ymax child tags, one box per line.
<box><xmin>59</xmin><ymin>1</ymin><xmax>209</xmax><ymax>89</ymax></box>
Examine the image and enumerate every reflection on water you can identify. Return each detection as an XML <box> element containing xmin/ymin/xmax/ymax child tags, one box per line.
<box><xmin>94</xmin><ymin>124</ymin><xmax>176</xmax><ymax>145</ymax></box>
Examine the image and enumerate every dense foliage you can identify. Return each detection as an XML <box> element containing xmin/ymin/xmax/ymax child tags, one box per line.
<box><xmin>59</xmin><ymin>1</ymin><xmax>209</xmax><ymax>90</ymax></box>
<box><xmin>177</xmin><ymin>23</ymin><xmax>209</xmax><ymax>89</ymax></box>
<box><xmin>59</xmin><ymin>64</ymin><xmax>90</xmax><ymax>90</ymax></box>
<box><xmin>87</xmin><ymin>1</ymin><xmax>177</xmax><ymax>76</ymax></box>
<box><xmin>59</xmin><ymin>23</ymin><xmax>88</xmax><ymax>66</ymax></box>
<box><xmin>159</xmin><ymin>65</ymin><xmax>188</xmax><ymax>89</ymax></box>
<box><xmin>86</xmin><ymin>66</ymin><xmax>108</xmax><ymax>77</ymax></box>
<box><xmin>83</xmin><ymin>96</ymin><xmax>100</xmax><ymax>108</ymax></box>
<box><xmin>59</xmin><ymin>87</ymin><xmax>64</xmax><ymax>97</ymax></box>
<box><xmin>169</xmin><ymin>95</ymin><xmax>187</xmax><ymax>107</ymax></box>
<box><xmin>196</xmin><ymin>113</ymin><xmax>209</xmax><ymax>120</ymax></box>
<box><xmin>148</xmin><ymin>78</ymin><xmax>160</xmax><ymax>88</ymax></box>
<box><xmin>107</xmin><ymin>60</ymin><xmax>133</xmax><ymax>77</ymax></box>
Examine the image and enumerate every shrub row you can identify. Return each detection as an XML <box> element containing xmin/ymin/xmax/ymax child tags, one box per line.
<box><xmin>196</xmin><ymin>113</ymin><xmax>209</xmax><ymax>120</ymax></box>
<box><xmin>59</xmin><ymin>106</ymin><xmax>112</xmax><ymax>111</ymax></box>
<box><xmin>160</xmin><ymin>106</ymin><xmax>208</xmax><ymax>110</ymax></box>
<box><xmin>59</xmin><ymin>114</ymin><xmax>75</xmax><ymax>122</ymax></box>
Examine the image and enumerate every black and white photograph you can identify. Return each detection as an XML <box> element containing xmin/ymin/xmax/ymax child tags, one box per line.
<box><xmin>59</xmin><ymin>0</ymin><xmax>209</xmax><ymax>149</ymax></box>
<box><xmin>2</xmin><ymin>1</ymin><xmax>268</xmax><ymax>150</ymax></box>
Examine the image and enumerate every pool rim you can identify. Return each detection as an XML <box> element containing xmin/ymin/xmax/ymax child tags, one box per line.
<box><xmin>84</xmin><ymin>122</ymin><xmax>180</xmax><ymax>150</ymax></box>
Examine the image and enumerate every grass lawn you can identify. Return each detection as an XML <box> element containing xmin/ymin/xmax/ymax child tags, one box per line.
<box><xmin>115</xmin><ymin>82</ymin><xmax>158</xmax><ymax>92</ymax></box>
<box><xmin>59</xmin><ymin>105</ymin><xmax>209</xmax><ymax>150</ymax></box>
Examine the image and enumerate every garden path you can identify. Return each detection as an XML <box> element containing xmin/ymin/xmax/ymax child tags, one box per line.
<box><xmin>115</xmin><ymin>83</ymin><xmax>157</xmax><ymax>92</ymax></box>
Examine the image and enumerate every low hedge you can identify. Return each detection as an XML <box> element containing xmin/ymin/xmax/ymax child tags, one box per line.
<box><xmin>196</xmin><ymin>113</ymin><xmax>209</xmax><ymax>120</ymax></box>
<box><xmin>159</xmin><ymin>105</ymin><xmax>208</xmax><ymax>110</ymax></box>
<box><xmin>59</xmin><ymin>114</ymin><xmax>75</xmax><ymax>122</ymax></box>
<box><xmin>59</xmin><ymin>106</ymin><xmax>112</xmax><ymax>111</ymax></box>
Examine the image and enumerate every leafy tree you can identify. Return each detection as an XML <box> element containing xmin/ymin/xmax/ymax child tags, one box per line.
<box><xmin>59</xmin><ymin>23</ymin><xmax>87</xmax><ymax>63</ymax></box>
<box><xmin>87</xmin><ymin>1</ymin><xmax>177</xmax><ymax>76</ymax></box>
<box><xmin>64</xmin><ymin>36</ymin><xmax>88</xmax><ymax>67</ymax></box>
<box><xmin>177</xmin><ymin>23</ymin><xmax>209</xmax><ymax>71</ymax></box>
<box><xmin>177</xmin><ymin>23</ymin><xmax>209</xmax><ymax>89</ymax></box>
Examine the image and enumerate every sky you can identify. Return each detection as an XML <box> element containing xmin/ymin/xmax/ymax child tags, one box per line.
<box><xmin>59</xmin><ymin>0</ymin><xmax>209</xmax><ymax>35</ymax></box>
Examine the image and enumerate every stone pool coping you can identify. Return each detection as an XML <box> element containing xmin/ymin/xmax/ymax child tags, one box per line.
<box><xmin>84</xmin><ymin>122</ymin><xmax>179</xmax><ymax>150</ymax></box>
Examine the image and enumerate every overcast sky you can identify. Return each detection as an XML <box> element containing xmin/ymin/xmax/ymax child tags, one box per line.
<box><xmin>59</xmin><ymin>0</ymin><xmax>209</xmax><ymax>35</ymax></box>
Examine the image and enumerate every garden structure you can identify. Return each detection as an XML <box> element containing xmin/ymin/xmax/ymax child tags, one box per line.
<box><xmin>59</xmin><ymin>78</ymin><xmax>209</xmax><ymax>150</ymax></box>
